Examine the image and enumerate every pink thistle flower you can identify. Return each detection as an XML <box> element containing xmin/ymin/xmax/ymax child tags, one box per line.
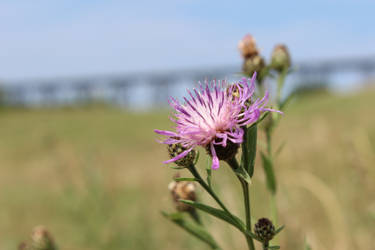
<box><xmin>155</xmin><ymin>73</ymin><xmax>278</xmax><ymax>170</ymax></box>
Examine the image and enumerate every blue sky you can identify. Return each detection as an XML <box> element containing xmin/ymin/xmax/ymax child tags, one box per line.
<box><xmin>1</xmin><ymin>0</ymin><xmax>374</xmax><ymax>80</ymax></box>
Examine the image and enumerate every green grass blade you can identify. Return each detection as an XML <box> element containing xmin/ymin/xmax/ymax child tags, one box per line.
<box><xmin>261</xmin><ymin>152</ymin><xmax>277</xmax><ymax>194</ymax></box>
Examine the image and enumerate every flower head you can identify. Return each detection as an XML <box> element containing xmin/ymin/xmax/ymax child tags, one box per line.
<box><xmin>155</xmin><ymin>72</ymin><xmax>277</xmax><ymax>170</ymax></box>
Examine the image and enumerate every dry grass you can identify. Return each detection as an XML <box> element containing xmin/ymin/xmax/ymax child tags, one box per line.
<box><xmin>0</xmin><ymin>89</ymin><xmax>374</xmax><ymax>250</ymax></box>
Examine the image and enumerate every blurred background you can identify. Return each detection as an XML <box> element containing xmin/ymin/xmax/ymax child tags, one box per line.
<box><xmin>0</xmin><ymin>1</ymin><xmax>374</xmax><ymax>249</ymax></box>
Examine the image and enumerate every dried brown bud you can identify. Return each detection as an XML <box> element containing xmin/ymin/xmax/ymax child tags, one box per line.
<box><xmin>168</xmin><ymin>143</ymin><xmax>196</xmax><ymax>168</ymax></box>
<box><xmin>270</xmin><ymin>44</ymin><xmax>291</xmax><ymax>72</ymax></box>
<box><xmin>238</xmin><ymin>34</ymin><xmax>259</xmax><ymax>59</ymax></box>
<box><xmin>168</xmin><ymin>176</ymin><xmax>197</xmax><ymax>212</ymax></box>
<box><xmin>31</xmin><ymin>226</ymin><xmax>57</xmax><ymax>250</ymax></box>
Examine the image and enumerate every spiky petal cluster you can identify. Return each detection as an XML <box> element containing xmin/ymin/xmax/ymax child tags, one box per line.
<box><xmin>155</xmin><ymin>73</ymin><xmax>276</xmax><ymax>170</ymax></box>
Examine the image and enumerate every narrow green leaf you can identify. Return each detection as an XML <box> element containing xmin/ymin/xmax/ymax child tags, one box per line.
<box><xmin>274</xmin><ymin>225</ymin><xmax>285</xmax><ymax>236</ymax></box>
<box><xmin>268</xmin><ymin>246</ymin><xmax>280</xmax><ymax>249</ymax></box>
<box><xmin>194</xmin><ymin>151</ymin><xmax>200</xmax><ymax>165</ymax></box>
<box><xmin>206</xmin><ymin>157</ymin><xmax>212</xmax><ymax>188</ymax></box>
<box><xmin>244</xmin><ymin>229</ymin><xmax>262</xmax><ymax>242</ymax></box>
<box><xmin>279</xmin><ymin>91</ymin><xmax>295</xmax><ymax>111</ymax></box>
<box><xmin>179</xmin><ymin>200</ymin><xmax>263</xmax><ymax>243</ymax></box>
<box><xmin>241</xmin><ymin>124</ymin><xmax>257</xmax><ymax>177</ymax></box>
<box><xmin>169</xmin><ymin>165</ymin><xmax>185</xmax><ymax>170</ymax></box>
<box><xmin>256</xmin><ymin>111</ymin><xmax>270</xmax><ymax>125</ymax></box>
<box><xmin>174</xmin><ymin>177</ymin><xmax>198</xmax><ymax>182</ymax></box>
<box><xmin>261</xmin><ymin>152</ymin><xmax>277</xmax><ymax>194</ymax></box>
<box><xmin>179</xmin><ymin>200</ymin><xmax>245</xmax><ymax>231</ymax></box>
<box><xmin>161</xmin><ymin>211</ymin><xmax>220</xmax><ymax>249</ymax></box>
<box><xmin>233</xmin><ymin>163</ymin><xmax>252</xmax><ymax>184</ymax></box>
<box><xmin>206</xmin><ymin>169</ymin><xmax>212</xmax><ymax>188</ymax></box>
<box><xmin>274</xmin><ymin>141</ymin><xmax>286</xmax><ymax>158</ymax></box>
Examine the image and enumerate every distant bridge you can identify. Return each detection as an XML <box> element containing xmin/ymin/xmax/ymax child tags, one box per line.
<box><xmin>1</xmin><ymin>56</ymin><xmax>375</xmax><ymax>108</ymax></box>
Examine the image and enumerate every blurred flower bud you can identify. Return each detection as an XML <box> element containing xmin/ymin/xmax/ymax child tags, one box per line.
<box><xmin>168</xmin><ymin>175</ymin><xmax>197</xmax><ymax>212</ymax></box>
<box><xmin>242</xmin><ymin>55</ymin><xmax>266</xmax><ymax>81</ymax></box>
<box><xmin>254</xmin><ymin>218</ymin><xmax>276</xmax><ymax>243</ymax></box>
<box><xmin>168</xmin><ymin>143</ymin><xmax>196</xmax><ymax>168</ymax></box>
<box><xmin>30</xmin><ymin>226</ymin><xmax>57</xmax><ymax>250</ymax></box>
<box><xmin>18</xmin><ymin>242</ymin><xmax>29</xmax><ymax>250</ymax></box>
<box><xmin>270</xmin><ymin>44</ymin><xmax>291</xmax><ymax>72</ymax></box>
<box><xmin>238</xmin><ymin>34</ymin><xmax>259</xmax><ymax>59</ymax></box>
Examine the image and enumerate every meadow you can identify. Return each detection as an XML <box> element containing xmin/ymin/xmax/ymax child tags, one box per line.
<box><xmin>0</xmin><ymin>89</ymin><xmax>374</xmax><ymax>250</ymax></box>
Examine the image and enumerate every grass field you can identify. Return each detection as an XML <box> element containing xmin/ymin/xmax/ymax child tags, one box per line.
<box><xmin>0</xmin><ymin>89</ymin><xmax>374</xmax><ymax>250</ymax></box>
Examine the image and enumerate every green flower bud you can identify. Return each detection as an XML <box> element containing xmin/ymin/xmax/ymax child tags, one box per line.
<box><xmin>168</xmin><ymin>143</ymin><xmax>196</xmax><ymax>168</ymax></box>
<box><xmin>270</xmin><ymin>44</ymin><xmax>291</xmax><ymax>72</ymax></box>
<box><xmin>254</xmin><ymin>218</ymin><xmax>276</xmax><ymax>243</ymax></box>
<box><xmin>242</xmin><ymin>55</ymin><xmax>266</xmax><ymax>80</ymax></box>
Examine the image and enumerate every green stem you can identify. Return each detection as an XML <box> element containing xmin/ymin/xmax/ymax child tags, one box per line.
<box><xmin>226</xmin><ymin>158</ymin><xmax>255</xmax><ymax>250</ymax></box>
<box><xmin>266</xmin><ymin>69</ymin><xmax>288</xmax><ymax>246</ymax></box>
<box><xmin>276</xmin><ymin>68</ymin><xmax>288</xmax><ymax>107</ymax></box>
<box><xmin>189</xmin><ymin>163</ymin><xmax>256</xmax><ymax>247</ymax></box>
<box><xmin>265</xmin><ymin>127</ymin><xmax>279</xmax><ymax>245</ymax></box>
<box><xmin>188</xmin><ymin>164</ymin><xmax>232</xmax><ymax>215</ymax></box>
<box><xmin>263</xmin><ymin>241</ymin><xmax>269</xmax><ymax>250</ymax></box>
<box><xmin>242</xmin><ymin>181</ymin><xmax>255</xmax><ymax>250</ymax></box>
<box><xmin>189</xmin><ymin>209</ymin><xmax>202</xmax><ymax>225</ymax></box>
<box><xmin>266</xmin><ymin>129</ymin><xmax>272</xmax><ymax>155</ymax></box>
<box><xmin>270</xmin><ymin>194</ymin><xmax>278</xmax><ymax>245</ymax></box>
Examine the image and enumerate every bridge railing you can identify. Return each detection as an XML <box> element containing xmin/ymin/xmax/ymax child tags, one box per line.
<box><xmin>1</xmin><ymin>56</ymin><xmax>374</xmax><ymax>109</ymax></box>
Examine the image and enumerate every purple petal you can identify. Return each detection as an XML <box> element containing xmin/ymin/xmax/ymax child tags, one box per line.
<box><xmin>154</xmin><ymin>129</ymin><xmax>178</xmax><ymax>137</ymax></box>
<box><xmin>251</xmin><ymin>72</ymin><xmax>257</xmax><ymax>84</ymax></box>
<box><xmin>210</xmin><ymin>143</ymin><xmax>220</xmax><ymax>170</ymax></box>
<box><xmin>262</xmin><ymin>108</ymin><xmax>283</xmax><ymax>114</ymax></box>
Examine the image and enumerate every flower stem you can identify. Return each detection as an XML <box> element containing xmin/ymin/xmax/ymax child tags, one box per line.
<box><xmin>226</xmin><ymin>158</ymin><xmax>255</xmax><ymax>250</ymax></box>
<box><xmin>188</xmin><ymin>163</ymin><xmax>256</xmax><ymax>249</ymax></box>
<box><xmin>270</xmin><ymin>194</ymin><xmax>278</xmax><ymax>245</ymax></box>
<box><xmin>189</xmin><ymin>209</ymin><xmax>202</xmax><ymax>225</ymax></box>
<box><xmin>276</xmin><ymin>68</ymin><xmax>288</xmax><ymax>107</ymax></box>
<box><xmin>242</xmin><ymin>181</ymin><xmax>255</xmax><ymax>250</ymax></box>
<box><xmin>187</xmin><ymin>164</ymin><xmax>231</xmax><ymax>216</ymax></box>
<box><xmin>263</xmin><ymin>241</ymin><xmax>269</xmax><ymax>250</ymax></box>
<box><xmin>265</xmin><ymin>117</ymin><xmax>279</xmax><ymax>246</ymax></box>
